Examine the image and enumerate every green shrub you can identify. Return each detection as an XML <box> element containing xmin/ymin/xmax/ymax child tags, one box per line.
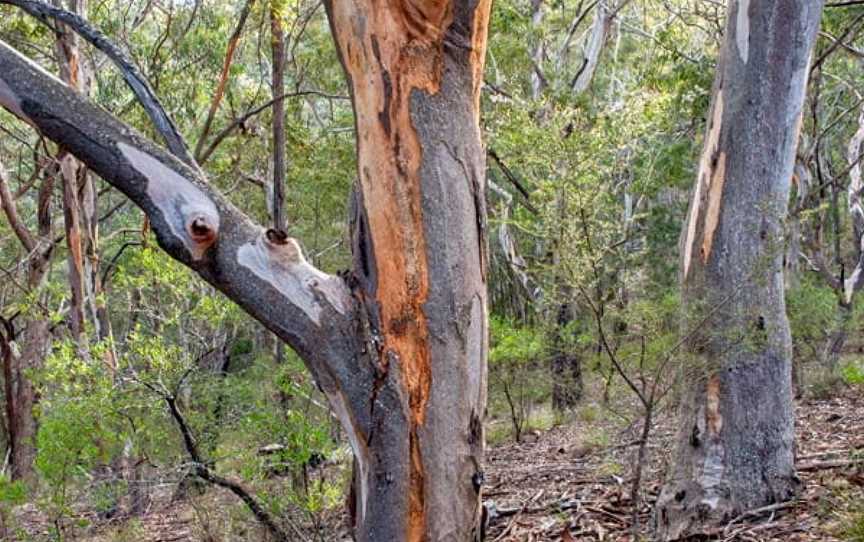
<box><xmin>841</xmin><ymin>509</ymin><xmax>864</xmax><ymax>542</ymax></box>
<box><xmin>840</xmin><ymin>361</ymin><xmax>864</xmax><ymax>386</ymax></box>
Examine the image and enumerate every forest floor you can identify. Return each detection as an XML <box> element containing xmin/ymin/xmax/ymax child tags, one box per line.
<box><xmin>482</xmin><ymin>387</ymin><xmax>864</xmax><ymax>541</ymax></box>
<box><xmin>8</xmin><ymin>387</ymin><xmax>864</xmax><ymax>541</ymax></box>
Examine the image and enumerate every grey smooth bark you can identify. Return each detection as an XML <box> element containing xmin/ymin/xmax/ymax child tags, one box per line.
<box><xmin>655</xmin><ymin>1</ymin><xmax>823</xmax><ymax>539</ymax></box>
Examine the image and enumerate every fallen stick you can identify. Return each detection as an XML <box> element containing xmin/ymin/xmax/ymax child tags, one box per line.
<box><xmin>797</xmin><ymin>458</ymin><xmax>863</xmax><ymax>471</ymax></box>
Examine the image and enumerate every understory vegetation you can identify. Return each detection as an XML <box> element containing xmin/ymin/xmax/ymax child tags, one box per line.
<box><xmin>0</xmin><ymin>0</ymin><xmax>863</xmax><ymax>540</ymax></box>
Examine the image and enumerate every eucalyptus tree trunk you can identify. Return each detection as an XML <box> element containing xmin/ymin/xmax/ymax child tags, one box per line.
<box><xmin>0</xmin><ymin>161</ymin><xmax>54</xmax><ymax>482</ymax></box>
<box><xmin>326</xmin><ymin>3</ymin><xmax>491</xmax><ymax>538</ymax></box>
<box><xmin>529</xmin><ymin>0</ymin><xmax>545</xmax><ymax>100</ymax></box>
<box><xmin>655</xmin><ymin>1</ymin><xmax>823</xmax><ymax>540</ymax></box>
<box><xmin>54</xmin><ymin>0</ymin><xmax>92</xmax><ymax>348</ymax></box>
<box><xmin>270</xmin><ymin>0</ymin><xmax>287</xmax><ymax>367</ymax></box>
<box><xmin>0</xmin><ymin>0</ymin><xmax>492</xmax><ymax>539</ymax></box>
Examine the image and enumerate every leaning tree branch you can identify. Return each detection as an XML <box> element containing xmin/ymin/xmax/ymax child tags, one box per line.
<box><xmin>0</xmin><ymin>38</ymin><xmax>365</xmax><ymax>422</ymax></box>
<box><xmin>0</xmin><ymin>0</ymin><xmax>197</xmax><ymax>167</ymax></box>
<box><xmin>826</xmin><ymin>0</ymin><xmax>864</xmax><ymax>6</ymax></box>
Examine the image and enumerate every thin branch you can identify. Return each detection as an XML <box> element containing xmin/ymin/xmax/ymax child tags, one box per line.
<box><xmin>193</xmin><ymin>0</ymin><xmax>257</xmax><ymax>160</ymax></box>
<box><xmin>487</xmin><ymin>148</ymin><xmax>537</xmax><ymax>213</ymax></box>
<box><xmin>819</xmin><ymin>30</ymin><xmax>864</xmax><ymax>58</ymax></box>
<box><xmin>198</xmin><ymin>90</ymin><xmax>348</xmax><ymax>165</ymax></box>
<box><xmin>810</xmin><ymin>12</ymin><xmax>864</xmax><ymax>74</ymax></box>
<box><xmin>163</xmin><ymin>393</ymin><xmax>294</xmax><ymax>542</ymax></box>
<box><xmin>0</xmin><ymin>159</ymin><xmax>36</xmax><ymax>252</ymax></box>
<box><xmin>576</xmin><ymin>281</ymin><xmax>648</xmax><ymax>408</ymax></box>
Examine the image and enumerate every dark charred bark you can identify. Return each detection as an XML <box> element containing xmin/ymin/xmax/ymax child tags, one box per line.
<box><xmin>655</xmin><ymin>1</ymin><xmax>824</xmax><ymax>539</ymax></box>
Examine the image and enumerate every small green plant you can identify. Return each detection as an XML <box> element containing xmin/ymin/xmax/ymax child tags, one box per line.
<box><xmin>109</xmin><ymin>518</ymin><xmax>145</xmax><ymax>542</ymax></box>
<box><xmin>809</xmin><ymin>369</ymin><xmax>847</xmax><ymax>400</ymax></box>
<box><xmin>488</xmin><ymin>317</ymin><xmax>548</xmax><ymax>442</ymax></box>
<box><xmin>0</xmin><ymin>474</ymin><xmax>26</xmax><ymax>538</ymax></box>
<box><xmin>840</xmin><ymin>361</ymin><xmax>864</xmax><ymax>386</ymax></box>
<box><xmin>840</xmin><ymin>509</ymin><xmax>864</xmax><ymax>542</ymax></box>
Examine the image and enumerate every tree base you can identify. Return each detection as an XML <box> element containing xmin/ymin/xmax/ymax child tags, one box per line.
<box><xmin>654</xmin><ymin>476</ymin><xmax>800</xmax><ymax>541</ymax></box>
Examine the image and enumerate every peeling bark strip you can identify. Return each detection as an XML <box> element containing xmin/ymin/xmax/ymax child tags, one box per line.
<box><xmin>683</xmin><ymin>89</ymin><xmax>724</xmax><ymax>278</ymax></box>
<box><xmin>701</xmin><ymin>152</ymin><xmax>727</xmax><ymax>264</ymax></box>
<box><xmin>657</xmin><ymin>1</ymin><xmax>824</xmax><ymax>540</ymax></box>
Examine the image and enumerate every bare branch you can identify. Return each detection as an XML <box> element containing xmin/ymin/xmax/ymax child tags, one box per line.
<box><xmin>0</xmin><ymin>160</ymin><xmax>36</xmax><ymax>252</ymax></box>
<box><xmin>197</xmin><ymin>90</ymin><xmax>348</xmax><ymax>166</ymax></box>
<box><xmin>163</xmin><ymin>393</ymin><xmax>294</xmax><ymax>542</ymax></box>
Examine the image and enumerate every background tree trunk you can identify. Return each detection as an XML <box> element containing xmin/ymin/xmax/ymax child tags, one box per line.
<box><xmin>551</xmin><ymin>300</ymin><xmax>582</xmax><ymax>410</ymax></box>
<box><xmin>0</xmin><ymin>157</ymin><xmax>54</xmax><ymax>482</ymax></box>
<box><xmin>270</xmin><ymin>0</ymin><xmax>287</xmax><ymax>367</ymax></box>
<box><xmin>54</xmin><ymin>0</ymin><xmax>92</xmax><ymax>349</ymax></box>
<box><xmin>655</xmin><ymin>1</ymin><xmax>823</xmax><ymax>539</ymax></box>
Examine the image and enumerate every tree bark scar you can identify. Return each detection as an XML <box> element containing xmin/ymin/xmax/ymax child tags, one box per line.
<box><xmin>61</xmin><ymin>156</ymin><xmax>85</xmax><ymax>275</ymax></box>
<box><xmin>470</xmin><ymin>0</ymin><xmax>493</xmax><ymax>124</ymax></box>
<box><xmin>117</xmin><ymin>142</ymin><xmax>219</xmax><ymax>261</ymax></box>
<box><xmin>701</xmin><ymin>152</ymin><xmax>726</xmax><ymax>264</ymax></box>
<box><xmin>329</xmin><ymin>3</ymin><xmax>458</xmax><ymax>539</ymax></box>
<box><xmin>683</xmin><ymin>89</ymin><xmax>724</xmax><ymax>277</ymax></box>
<box><xmin>705</xmin><ymin>374</ymin><xmax>723</xmax><ymax>436</ymax></box>
<box><xmin>736</xmin><ymin>0</ymin><xmax>750</xmax><ymax>64</ymax></box>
